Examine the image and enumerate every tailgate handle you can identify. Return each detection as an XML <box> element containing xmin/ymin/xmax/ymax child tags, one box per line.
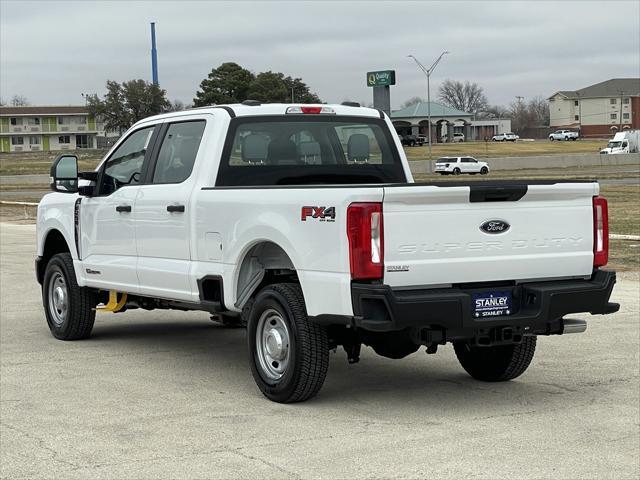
<box><xmin>469</xmin><ymin>185</ymin><xmax>527</xmax><ymax>202</ymax></box>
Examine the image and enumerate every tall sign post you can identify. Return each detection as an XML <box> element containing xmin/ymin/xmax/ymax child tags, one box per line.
<box><xmin>367</xmin><ymin>70</ymin><xmax>395</xmax><ymax>117</ymax></box>
<box><xmin>150</xmin><ymin>22</ymin><xmax>159</xmax><ymax>85</ymax></box>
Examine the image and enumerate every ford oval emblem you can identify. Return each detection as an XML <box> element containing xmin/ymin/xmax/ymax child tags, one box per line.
<box><xmin>480</xmin><ymin>220</ymin><xmax>510</xmax><ymax>234</ymax></box>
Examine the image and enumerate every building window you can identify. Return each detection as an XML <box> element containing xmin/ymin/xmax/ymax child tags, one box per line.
<box><xmin>75</xmin><ymin>116</ymin><xmax>87</xmax><ymax>124</ymax></box>
<box><xmin>623</xmin><ymin>113</ymin><xmax>630</xmax><ymax>120</ymax></box>
<box><xmin>622</xmin><ymin>98</ymin><xmax>630</xmax><ymax>104</ymax></box>
<box><xmin>76</xmin><ymin>134</ymin><xmax>92</xmax><ymax>149</ymax></box>
<box><xmin>11</xmin><ymin>136</ymin><xmax>24</xmax><ymax>145</ymax></box>
<box><xmin>574</xmin><ymin>100</ymin><xmax>579</xmax><ymax>106</ymax></box>
<box><xmin>29</xmin><ymin>136</ymin><xmax>41</xmax><ymax>145</ymax></box>
<box><xmin>10</xmin><ymin>118</ymin><xmax>22</xmax><ymax>126</ymax></box>
<box><xmin>610</xmin><ymin>113</ymin><xmax>617</xmax><ymax>120</ymax></box>
<box><xmin>27</xmin><ymin>118</ymin><xmax>40</xmax><ymax>125</ymax></box>
<box><xmin>574</xmin><ymin>115</ymin><xmax>579</xmax><ymax>121</ymax></box>
<box><xmin>58</xmin><ymin>117</ymin><xmax>66</xmax><ymax>125</ymax></box>
<box><xmin>58</xmin><ymin>135</ymin><xmax>71</xmax><ymax>144</ymax></box>
<box><xmin>610</xmin><ymin>98</ymin><xmax>617</xmax><ymax>105</ymax></box>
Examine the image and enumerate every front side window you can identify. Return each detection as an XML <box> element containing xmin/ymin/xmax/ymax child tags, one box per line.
<box><xmin>152</xmin><ymin>121</ymin><xmax>206</xmax><ymax>184</ymax></box>
<box><xmin>100</xmin><ymin>126</ymin><xmax>155</xmax><ymax>195</ymax></box>
<box><xmin>217</xmin><ymin>116</ymin><xmax>405</xmax><ymax>186</ymax></box>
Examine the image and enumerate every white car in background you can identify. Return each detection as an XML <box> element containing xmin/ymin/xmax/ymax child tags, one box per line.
<box><xmin>549</xmin><ymin>130</ymin><xmax>579</xmax><ymax>141</ymax></box>
<box><xmin>435</xmin><ymin>156</ymin><xmax>489</xmax><ymax>175</ymax></box>
<box><xmin>492</xmin><ymin>132</ymin><xmax>519</xmax><ymax>142</ymax></box>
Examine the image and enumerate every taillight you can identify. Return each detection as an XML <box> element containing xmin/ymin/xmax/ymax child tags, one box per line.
<box><xmin>593</xmin><ymin>196</ymin><xmax>609</xmax><ymax>267</ymax></box>
<box><xmin>347</xmin><ymin>203</ymin><xmax>384</xmax><ymax>280</ymax></box>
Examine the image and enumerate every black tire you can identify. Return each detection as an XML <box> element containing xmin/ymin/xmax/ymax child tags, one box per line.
<box><xmin>501</xmin><ymin>138</ymin><xmax>506</xmax><ymax>142</ymax></box>
<box><xmin>571</xmin><ymin>137</ymin><xmax>577</xmax><ymax>141</ymax></box>
<box><xmin>247</xmin><ymin>283</ymin><xmax>329</xmax><ymax>403</ymax></box>
<box><xmin>492</xmin><ymin>138</ymin><xmax>497</xmax><ymax>142</ymax></box>
<box><xmin>480</xmin><ymin>166</ymin><xmax>489</xmax><ymax>175</ymax></box>
<box><xmin>453</xmin><ymin>168</ymin><xmax>461</xmax><ymax>175</ymax></box>
<box><xmin>42</xmin><ymin>253</ymin><xmax>97</xmax><ymax>340</ymax></box>
<box><xmin>549</xmin><ymin>137</ymin><xmax>554</xmax><ymax>141</ymax></box>
<box><xmin>454</xmin><ymin>336</ymin><xmax>536</xmax><ymax>382</ymax></box>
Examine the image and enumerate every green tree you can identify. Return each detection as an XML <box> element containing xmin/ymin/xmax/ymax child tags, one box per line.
<box><xmin>193</xmin><ymin>62</ymin><xmax>254</xmax><ymax>106</ymax></box>
<box><xmin>283</xmin><ymin>76</ymin><xmax>321</xmax><ymax>103</ymax></box>
<box><xmin>87</xmin><ymin>79</ymin><xmax>170</xmax><ymax>134</ymax></box>
<box><xmin>247</xmin><ymin>71</ymin><xmax>289</xmax><ymax>103</ymax></box>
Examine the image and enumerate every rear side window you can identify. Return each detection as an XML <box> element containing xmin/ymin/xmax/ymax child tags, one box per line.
<box><xmin>152</xmin><ymin>121</ymin><xmax>206</xmax><ymax>184</ymax></box>
<box><xmin>216</xmin><ymin>116</ymin><xmax>405</xmax><ymax>186</ymax></box>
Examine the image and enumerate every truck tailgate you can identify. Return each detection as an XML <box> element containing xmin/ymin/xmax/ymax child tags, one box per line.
<box><xmin>382</xmin><ymin>182</ymin><xmax>598</xmax><ymax>287</ymax></box>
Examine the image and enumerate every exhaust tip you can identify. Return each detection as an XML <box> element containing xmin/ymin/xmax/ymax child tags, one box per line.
<box><xmin>562</xmin><ymin>318</ymin><xmax>587</xmax><ymax>334</ymax></box>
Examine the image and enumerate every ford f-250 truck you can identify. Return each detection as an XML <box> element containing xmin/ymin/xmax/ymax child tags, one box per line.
<box><xmin>36</xmin><ymin>103</ymin><xmax>619</xmax><ymax>403</ymax></box>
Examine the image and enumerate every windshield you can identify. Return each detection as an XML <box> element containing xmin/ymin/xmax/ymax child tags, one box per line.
<box><xmin>216</xmin><ymin>116</ymin><xmax>406</xmax><ymax>186</ymax></box>
<box><xmin>608</xmin><ymin>141</ymin><xmax>622</xmax><ymax>148</ymax></box>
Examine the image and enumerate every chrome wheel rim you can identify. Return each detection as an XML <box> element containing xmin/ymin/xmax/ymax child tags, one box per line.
<box><xmin>48</xmin><ymin>271</ymin><xmax>68</xmax><ymax>326</ymax></box>
<box><xmin>255</xmin><ymin>308</ymin><xmax>290</xmax><ymax>381</ymax></box>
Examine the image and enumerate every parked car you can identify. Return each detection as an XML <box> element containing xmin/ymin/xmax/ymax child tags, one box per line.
<box><xmin>416</xmin><ymin>135</ymin><xmax>428</xmax><ymax>145</ymax></box>
<box><xmin>400</xmin><ymin>134</ymin><xmax>420</xmax><ymax>147</ymax></box>
<box><xmin>549</xmin><ymin>130</ymin><xmax>579</xmax><ymax>141</ymax></box>
<box><xmin>36</xmin><ymin>103</ymin><xmax>618</xmax><ymax>403</ymax></box>
<box><xmin>435</xmin><ymin>156</ymin><xmax>489</xmax><ymax>175</ymax></box>
<box><xmin>492</xmin><ymin>132</ymin><xmax>519</xmax><ymax>142</ymax></box>
<box><xmin>600</xmin><ymin>130</ymin><xmax>639</xmax><ymax>154</ymax></box>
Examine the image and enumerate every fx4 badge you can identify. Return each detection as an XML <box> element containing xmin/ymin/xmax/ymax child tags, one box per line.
<box><xmin>301</xmin><ymin>206</ymin><xmax>336</xmax><ymax>222</ymax></box>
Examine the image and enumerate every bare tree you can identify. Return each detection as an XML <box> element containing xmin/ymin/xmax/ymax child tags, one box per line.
<box><xmin>477</xmin><ymin>104</ymin><xmax>510</xmax><ymax>119</ymax></box>
<box><xmin>437</xmin><ymin>80</ymin><xmax>488</xmax><ymax>115</ymax></box>
<box><xmin>10</xmin><ymin>95</ymin><xmax>30</xmax><ymax>106</ymax></box>
<box><xmin>509</xmin><ymin>96</ymin><xmax>550</xmax><ymax>132</ymax></box>
<box><xmin>401</xmin><ymin>96</ymin><xmax>425</xmax><ymax>108</ymax></box>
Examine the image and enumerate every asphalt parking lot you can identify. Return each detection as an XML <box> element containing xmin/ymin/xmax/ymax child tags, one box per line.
<box><xmin>1</xmin><ymin>223</ymin><xmax>639</xmax><ymax>479</ymax></box>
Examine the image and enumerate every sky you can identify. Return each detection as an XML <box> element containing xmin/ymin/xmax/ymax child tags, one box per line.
<box><xmin>1</xmin><ymin>1</ymin><xmax>639</xmax><ymax>109</ymax></box>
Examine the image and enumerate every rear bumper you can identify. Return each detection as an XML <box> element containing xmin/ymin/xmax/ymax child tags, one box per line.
<box><xmin>347</xmin><ymin>270</ymin><xmax>618</xmax><ymax>336</ymax></box>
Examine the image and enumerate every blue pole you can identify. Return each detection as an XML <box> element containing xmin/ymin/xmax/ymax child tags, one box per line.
<box><xmin>151</xmin><ymin>22</ymin><xmax>159</xmax><ymax>85</ymax></box>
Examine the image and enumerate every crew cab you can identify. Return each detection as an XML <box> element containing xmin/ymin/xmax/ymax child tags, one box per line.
<box><xmin>491</xmin><ymin>132</ymin><xmax>519</xmax><ymax>142</ymax></box>
<box><xmin>36</xmin><ymin>103</ymin><xmax>619</xmax><ymax>403</ymax></box>
<box><xmin>549</xmin><ymin>130</ymin><xmax>579</xmax><ymax>141</ymax></box>
<box><xmin>434</xmin><ymin>156</ymin><xmax>489</xmax><ymax>175</ymax></box>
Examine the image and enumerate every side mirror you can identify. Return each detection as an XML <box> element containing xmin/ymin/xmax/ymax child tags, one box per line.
<box><xmin>50</xmin><ymin>155</ymin><xmax>78</xmax><ymax>193</ymax></box>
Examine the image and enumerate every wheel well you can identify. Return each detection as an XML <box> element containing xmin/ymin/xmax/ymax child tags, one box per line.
<box><xmin>37</xmin><ymin>229</ymin><xmax>70</xmax><ymax>284</ymax></box>
<box><xmin>235</xmin><ymin>242</ymin><xmax>296</xmax><ymax>309</ymax></box>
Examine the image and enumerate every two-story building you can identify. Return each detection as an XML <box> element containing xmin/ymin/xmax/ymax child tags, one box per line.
<box><xmin>548</xmin><ymin>78</ymin><xmax>640</xmax><ymax>137</ymax></box>
<box><xmin>0</xmin><ymin>106</ymin><xmax>103</xmax><ymax>153</ymax></box>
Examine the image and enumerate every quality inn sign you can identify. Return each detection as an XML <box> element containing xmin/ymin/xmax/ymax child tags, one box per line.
<box><xmin>367</xmin><ymin>70</ymin><xmax>396</xmax><ymax>87</ymax></box>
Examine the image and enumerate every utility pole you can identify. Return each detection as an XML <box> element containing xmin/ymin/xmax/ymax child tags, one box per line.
<box><xmin>408</xmin><ymin>51</ymin><xmax>449</xmax><ymax>159</ymax></box>
<box><xmin>150</xmin><ymin>22</ymin><xmax>159</xmax><ymax>85</ymax></box>
<box><xmin>619</xmin><ymin>90</ymin><xmax>624</xmax><ymax>130</ymax></box>
<box><xmin>576</xmin><ymin>92</ymin><xmax>582</xmax><ymax>137</ymax></box>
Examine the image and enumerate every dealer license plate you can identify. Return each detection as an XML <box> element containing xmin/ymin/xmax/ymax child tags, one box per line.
<box><xmin>473</xmin><ymin>291</ymin><xmax>512</xmax><ymax>318</ymax></box>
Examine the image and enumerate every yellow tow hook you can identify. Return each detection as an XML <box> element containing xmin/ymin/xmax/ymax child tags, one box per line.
<box><xmin>97</xmin><ymin>291</ymin><xmax>128</xmax><ymax>313</ymax></box>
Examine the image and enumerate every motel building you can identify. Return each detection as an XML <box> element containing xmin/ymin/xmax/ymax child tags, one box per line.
<box><xmin>391</xmin><ymin>102</ymin><xmax>511</xmax><ymax>142</ymax></box>
<box><xmin>0</xmin><ymin>106</ymin><xmax>103</xmax><ymax>153</ymax></box>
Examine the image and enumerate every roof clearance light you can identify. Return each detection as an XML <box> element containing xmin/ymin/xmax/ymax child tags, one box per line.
<box><xmin>286</xmin><ymin>106</ymin><xmax>335</xmax><ymax>114</ymax></box>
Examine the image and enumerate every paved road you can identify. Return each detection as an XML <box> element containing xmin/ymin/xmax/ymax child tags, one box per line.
<box><xmin>1</xmin><ymin>224</ymin><xmax>639</xmax><ymax>479</ymax></box>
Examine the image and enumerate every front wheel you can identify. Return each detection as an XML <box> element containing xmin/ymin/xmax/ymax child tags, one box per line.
<box><xmin>453</xmin><ymin>168</ymin><xmax>461</xmax><ymax>175</ymax></box>
<box><xmin>247</xmin><ymin>283</ymin><xmax>329</xmax><ymax>403</ymax></box>
<box><xmin>454</xmin><ymin>336</ymin><xmax>536</xmax><ymax>382</ymax></box>
<box><xmin>43</xmin><ymin>253</ymin><xmax>97</xmax><ymax>340</ymax></box>
<box><xmin>480</xmin><ymin>167</ymin><xmax>489</xmax><ymax>175</ymax></box>
<box><xmin>549</xmin><ymin>137</ymin><xmax>554</xmax><ymax>141</ymax></box>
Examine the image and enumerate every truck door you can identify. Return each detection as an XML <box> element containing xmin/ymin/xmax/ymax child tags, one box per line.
<box><xmin>80</xmin><ymin>125</ymin><xmax>159</xmax><ymax>292</ymax></box>
<box><xmin>133</xmin><ymin>118</ymin><xmax>207</xmax><ymax>302</ymax></box>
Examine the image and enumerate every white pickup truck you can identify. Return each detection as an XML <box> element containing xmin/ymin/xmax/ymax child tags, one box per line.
<box><xmin>549</xmin><ymin>130</ymin><xmax>579</xmax><ymax>141</ymax></box>
<box><xmin>36</xmin><ymin>103</ymin><xmax>619</xmax><ymax>403</ymax></box>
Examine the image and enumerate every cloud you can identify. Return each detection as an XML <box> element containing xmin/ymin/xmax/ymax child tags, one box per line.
<box><xmin>1</xmin><ymin>0</ymin><xmax>638</xmax><ymax>108</ymax></box>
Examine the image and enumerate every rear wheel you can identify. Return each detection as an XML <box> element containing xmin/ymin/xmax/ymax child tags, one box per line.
<box><xmin>43</xmin><ymin>253</ymin><xmax>97</xmax><ymax>340</ymax></box>
<box><xmin>453</xmin><ymin>168</ymin><xmax>461</xmax><ymax>175</ymax></box>
<box><xmin>454</xmin><ymin>336</ymin><xmax>536</xmax><ymax>382</ymax></box>
<box><xmin>247</xmin><ymin>283</ymin><xmax>329</xmax><ymax>403</ymax></box>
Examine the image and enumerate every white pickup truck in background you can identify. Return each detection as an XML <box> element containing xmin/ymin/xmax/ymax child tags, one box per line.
<box><xmin>36</xmin><ymin>103</ymin><xmax>619</xmax><ymax>403</ymax></box>
<box><xmin>600</xmin><ymin>130</ymin><xmax>639</xmax><ymax>154</ymax></box>
<box><xmin>549</xmin><ymin>129</ymin><xmax>579</xmax><ymax>141</ymax></box>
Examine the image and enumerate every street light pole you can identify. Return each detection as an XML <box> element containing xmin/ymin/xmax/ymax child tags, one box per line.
<box><xmin>408</xmin><ymin>51</ymin><xmax>449</xmax><ymax>159</ymax></box>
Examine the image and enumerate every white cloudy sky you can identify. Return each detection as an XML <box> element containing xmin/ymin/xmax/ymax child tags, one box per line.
<box><xmin>1</xmin><ymin>1</ymin><xmax>639</xmax><ymax>109</ymax></box>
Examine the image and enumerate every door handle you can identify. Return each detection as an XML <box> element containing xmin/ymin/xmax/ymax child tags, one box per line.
<box><xmin>166</xmin><ymin>204</ymin><xmax>185</xmax><ymax>213</ymax></box>
<box><xmin>115</xmin><ymin>205</ymin><xmax>132</xmax><ymax>213</ymax></box>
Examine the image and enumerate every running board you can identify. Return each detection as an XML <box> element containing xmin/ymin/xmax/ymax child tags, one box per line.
<box><xmin>562</xmin><ymin>318</ymin><xmax>587</xmax><ymax>334</ymax></box>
